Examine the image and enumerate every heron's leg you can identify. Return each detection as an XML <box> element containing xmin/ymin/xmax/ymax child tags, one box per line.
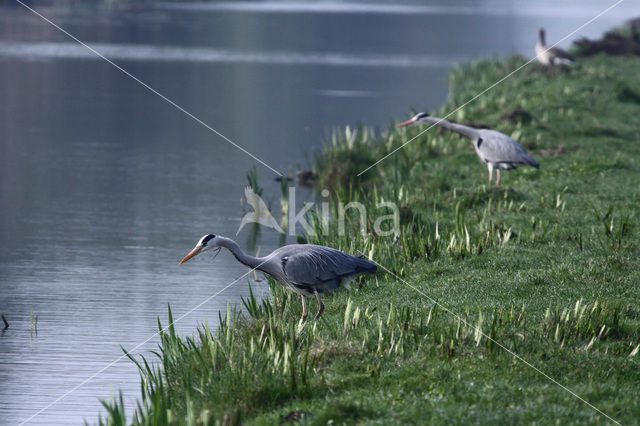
<box><xmin>496</xmin><ymin>169</ymin><xmax>501</xmax><ymax>186</ymax></box>
<box><xmin>487</xmin><ymin>164</ymin><xmax>493</xmax><ymax>183</ymax></box>
<box><xmin>314</xmin><ymin>290</ymin><xmax>324</xmax><ymax>320</ymax></box>
<box><xmin>300</xmin><ymin>295</ymin><xmax>308</xmax><ymax>322</ymax></box>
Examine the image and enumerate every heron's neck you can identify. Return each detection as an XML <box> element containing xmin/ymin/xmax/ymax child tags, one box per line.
<box><xmin>218</xmin><ymin>237</ymin><xmax>264</xmax><ymax>270</ymax></box>
<box><xmin>538</xmin><ymin>30</ymin><xmax>546</xmax><ymax>46</ymax></box>
<box><xmin>421</xmin><ymin>116</ymin><xmax>479</xmax><ymax>140</ymax></box>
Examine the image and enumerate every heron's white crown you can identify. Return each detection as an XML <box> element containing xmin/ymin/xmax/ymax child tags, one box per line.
<box><xmin>197</xmin><ymin>234</ymin><xmax>219</xmax><ymax>251</ymax></box>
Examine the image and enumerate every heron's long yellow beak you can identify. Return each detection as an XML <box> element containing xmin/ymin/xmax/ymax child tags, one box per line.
<box><xmin>180</xmin><ymin>245</ymin><xmax>203</xmax><ymax>264</ymax></box>
<box><xmin>396</xmin><ymin>119</ymin><xmax>416</xmax><ymax>128</ymax></box>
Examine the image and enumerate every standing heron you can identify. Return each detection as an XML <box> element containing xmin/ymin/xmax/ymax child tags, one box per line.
<box><xmin>397</xmin><ymin>113</ymin><xmax>539</xmax><ymax>186</ymax></box>
<box><xmin>536</xmin><ymin>28</ymin><xmax>575</xmax><ymax>66</ymax></box>
<box><xmin>180</xmin><ymin>234</ymin><xmax>377</xmax><ymax>321</ymax></box>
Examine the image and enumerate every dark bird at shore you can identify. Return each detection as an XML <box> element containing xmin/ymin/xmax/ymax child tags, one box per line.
<box><xmin>275</xmin><ymin>170</ymin><xmax>318</xmax><ymax>186</ymax></box>
<box><xmin>180</xmin><ymin>234</ymin><xmax>377</xmax><ymax>321</ymax></box>
<box><xmin>536</xmin><ymin>28</ymin><xmax>575</xmax><ymax>66</ymax></box>
<box><xmin>397</xmin><ymin>113</ymin><xmax>539</xmax><ymax>186</ymax></box>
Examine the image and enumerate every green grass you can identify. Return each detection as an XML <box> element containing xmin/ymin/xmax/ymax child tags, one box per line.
<box><xmin>98</xmin><ymin>46</ymin><xmax>640</xmax><ymax>424</ymax></box>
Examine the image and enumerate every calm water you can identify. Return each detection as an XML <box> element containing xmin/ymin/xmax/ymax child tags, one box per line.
<box><xmin>0</xmin><ymin>1</ymin><xmax>635</xmax><ymax>424</ymax></box>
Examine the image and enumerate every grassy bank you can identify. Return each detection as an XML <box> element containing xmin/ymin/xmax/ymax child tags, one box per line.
<box><xmin>100</xmin><ymin>44</ymin><xmax>640</xmax><ymax>423</ymax></box>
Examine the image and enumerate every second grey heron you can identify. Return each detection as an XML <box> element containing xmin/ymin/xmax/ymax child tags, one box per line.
<box><xmin>180</xmin><ymin>234</ymin><xmax>377</xmax><ymax>321</ymax></box>
<box><xmin>397</xmin><ymin>113</ymin><xmax>539</xmax><ymax>186</ymax></box>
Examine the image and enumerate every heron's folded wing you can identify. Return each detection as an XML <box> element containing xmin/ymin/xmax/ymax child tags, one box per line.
<box><xmin>478</xmin><ymin>130</ymin><xmax>538</xmax><ymax>166</ymax></box>
<box><xmin>282</xmin><ymin>246</ymin><xmax>376</xmax><ymax>286</ymax></box>
<box><xmin>549</xmin><ymin>46</ymin><xmax>574</xmax><ymax>61</ymax></box>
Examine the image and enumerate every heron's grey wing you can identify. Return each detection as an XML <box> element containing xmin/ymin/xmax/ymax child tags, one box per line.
<box><xmin>279</xmin><ymin>245</ymin><xmax>376</xmax><ymax>293</ymax></box>
<box><xmin>548</xmin><ymin>46</ymin><xmax>574</xmax><ymax>62</ymax></box>
<box><xmin>477</xmin><ymin>130</ymin><xmax>539</xmax><ymax>167</ymax></box>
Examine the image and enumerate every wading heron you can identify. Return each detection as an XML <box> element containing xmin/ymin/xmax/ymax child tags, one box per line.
<box><xmin>180</xmin><ymin>234</ymin><xmax>377</xmax><ymax>321</ymax></box>
<box><xmin>397</xmin><ymin>113</ymin><xmax>539</xmax><ymax>186</ymax></box>
<box><xmin>536</xmin><ymin>28</ymin><xmax>575</xmax><ymax>66</ymax></box>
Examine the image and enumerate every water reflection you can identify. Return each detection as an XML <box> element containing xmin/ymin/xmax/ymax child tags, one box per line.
<box><xmin>0</xmin><ymin>41</ymin><xmax>462</xmax><ymax>67</ymax></box>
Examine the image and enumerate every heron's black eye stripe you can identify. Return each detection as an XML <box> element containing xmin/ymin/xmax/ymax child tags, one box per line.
<box><xmin>202</xmin><ymin>234</ymin><xmax>215</xmax><ymax>244</ymax></box>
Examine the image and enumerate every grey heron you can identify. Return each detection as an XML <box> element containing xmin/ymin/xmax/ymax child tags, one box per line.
<box><xmin>397</xmin><ymin>113</ymin><xmax>539</xmax><ymax>186</ymax></box>
<box><xmin>536</xmin><ymin>28</ymin><xmax>575</xmax><ymax>66</ymax></box>
<box><xmin>180</xmin><ymin>234</ymin><xmax>377</xmax><ymax>321</ymax></box>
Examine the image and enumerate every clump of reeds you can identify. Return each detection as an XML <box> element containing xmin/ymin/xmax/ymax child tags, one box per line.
<box><xmin>314</xmin><ymin>126</ymin><xmax>381</xmax><ymax>190</ymax></box>
<box><xmin>541</xmin><ymin>299</ymin><xmax>626</xmax><ymax>348</ymax></box>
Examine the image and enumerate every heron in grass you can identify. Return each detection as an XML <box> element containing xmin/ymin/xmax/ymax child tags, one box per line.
<box><xmin>397</xmin><ymin>113</ymin><xmax>539</xmax><ymax>186</ymax></box>
<box><xmin>180</xmin><ymin>234</ymin><xmax>377</xmax><ymax>321</ymax></box>
<box><xmin>536</xmin><ymin>28</ymin><xmax>575</xmax><ymax>66</ymax></box>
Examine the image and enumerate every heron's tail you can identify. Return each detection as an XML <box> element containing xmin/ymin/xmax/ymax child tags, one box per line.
<box><xmin>555</xmin><ymin>57</ymin><xmax>575</xmax><ymax>66</ymax></box>
<box><xmin>524</xmin><ymin>153</ymin><xmax>540</xmax><ymax>169</ymax></box>
<box><xmin>355</xmin><ymin>255</ymin><xmax>378</xmax><ymax>273</ymax></box>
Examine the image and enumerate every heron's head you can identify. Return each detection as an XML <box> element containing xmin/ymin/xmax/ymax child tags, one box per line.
<box><xmin>180</xmin><ymin>234</ymin><xmax>221</xmax><ymax>264</ymax></box>
<box><xmin>396</xmin><ymin>112</ymin><xmax>430</xmax><ymax>128</ymax></box>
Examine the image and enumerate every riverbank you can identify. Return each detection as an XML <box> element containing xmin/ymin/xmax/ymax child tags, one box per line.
<box><xmin>100</xmin><ymin>29</ymin><xmax>640</xmax><ymax>424</ymax></box>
